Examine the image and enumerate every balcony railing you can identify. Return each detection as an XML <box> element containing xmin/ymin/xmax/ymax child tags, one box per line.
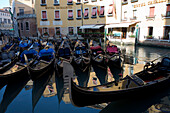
<box><xmin>146</xmin><ymin>15</ymin><xmax>155</xmax><ymax>20</ymax></box>
<box><xmin>161</xmin><ymin>14</ymin><xmax>170</xmax><ymax>18</ymax></box>
<box><xmin>17</xmin><ymin>11</ymin><xmax>36</xmax><ymax>19</ymax></box>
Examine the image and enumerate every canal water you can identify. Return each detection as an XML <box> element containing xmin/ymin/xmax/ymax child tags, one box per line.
<box><xmin>0</xmin><ymin>45</ymin><xmax>170</xmax><ymax>113</ymax></box>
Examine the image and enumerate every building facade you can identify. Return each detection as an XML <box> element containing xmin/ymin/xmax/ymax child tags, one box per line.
<box><xmin>0</xmin><ymin>8</ymin><xmax>13</xmax><ymax>31</ymax></box>
<box><xmin>107</xmin><ymin>0</ymin><xmax>170</xmax><ymax>43</ymax></box>
<box><xmin>10</xmin><ymin>0</ymin><xmax>37</xmax><ymax>38</ymax></box>
<box><xmin>35</xmin><ymin>0</ymin><xmax>122</xmax><ymax>38</ymax></box>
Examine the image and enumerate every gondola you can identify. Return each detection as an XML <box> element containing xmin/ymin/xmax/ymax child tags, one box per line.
<box><xmin>0</xmin><ymin>48</ymin><xmax>37</xmax><ymax>85</ymax></box>
<box><xmin>56</xmin><ymin>40</ymin><xmax>73</xmax><ymax>77</ymax></box>
<box><xmin>106</xmin><ymin>44</ymin><xmax>122</xmax><ymax>68</ymax></box>
<box><xmin>72</xmin><ymin>40</ymin><xmax>91</xmax><ymax>72</ymax></box>
<box><xmin>29</xmin><ymin>46</ymin><xmax>55</xmax><ymax>80</ymax></box>
<box><xmin>70</xmin><ymin>57</ymin><xmax>170</xmax><ymax>107</ymax></box>
<box><xmin>0</xmin><ymin>44</ymin><xmax>19</xmax><ymax>74</ymax></box>
<box><xmin>90</xmin><ymin>45</ymin><xmax>107</xmax><ymax>69</ymax></box>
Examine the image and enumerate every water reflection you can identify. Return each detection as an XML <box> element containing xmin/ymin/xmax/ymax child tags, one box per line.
<box><xmin>0</xmin><ymin>45</ymin><xmax>170</xmax><ymax>113</ymax></box>
<box><xmin>32</xmin><ymin>69</ymin><xmax>54</xmax><ymax>112</ymax></box>
<box><xmin>100</xmin><ymin>87</ymin><xmax>170</xmax><ymax>113</ymax></box>
<box><xmin>0</xmin><ymin>75</ymin><xmax>30</xmax><ymax>113</ymax></box>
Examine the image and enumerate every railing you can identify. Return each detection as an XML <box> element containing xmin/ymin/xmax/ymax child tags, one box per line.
<box><xmin>146</xmin><ymin>15</ymin><xmax>156</xmax><ymax>20</ymax></box>
<box><xmin>17</xmin><ymin>12</ymin><xmax>36</xmax><ymax>19</ymax></box>
<box><xmin>144</xmin><ymin>36</ymin><xmax>170</xmax><ymax>42</ymax></box>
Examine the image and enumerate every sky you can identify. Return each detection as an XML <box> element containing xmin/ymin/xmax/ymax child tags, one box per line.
<box><xmin>0</xmin><ymin>0</ymin><xmax>10</xmax><ymax>9</ymax></box>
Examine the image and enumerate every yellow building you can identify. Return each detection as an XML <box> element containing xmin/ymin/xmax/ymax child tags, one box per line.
<box><xmin>35</xmin><ymin>0</ymin><xmax>122</xmax><ymax>38</ymax></box>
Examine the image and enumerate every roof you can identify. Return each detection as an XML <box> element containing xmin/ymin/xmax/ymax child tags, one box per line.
<box><xmin>0</xmin><ymin>9</ymin><xmax>10</xmax><ymax>14</ymax></box>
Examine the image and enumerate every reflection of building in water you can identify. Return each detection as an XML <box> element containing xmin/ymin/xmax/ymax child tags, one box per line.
<box><xmin>62</xmin><ymin>90</ymin><xmax>71</xmax><ymax>104</ymax></box>
<box><xmin>43</xmin><ymin>74</ymin><xmax>57</xmax><ymax>97</ymax></box>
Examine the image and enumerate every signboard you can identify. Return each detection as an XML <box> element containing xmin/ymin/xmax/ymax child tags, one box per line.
<box><xmin>45</xmin><ymin>6</ymin><xmax>72</xmax><ymax>9</ymax></box>
<box><xmin>133</xmin><ymin>0</ymin><xmax>166</xmax><ymax>8</ymax></box>
<box><xmin>40</xmin><ymin>21</ymin><xmax>50</xmax><ymax>26</ymax></box>
<box><xmin>53</xmin><ymin>21</ymin><xmax>62</xmax><ymax>25</ymax></box>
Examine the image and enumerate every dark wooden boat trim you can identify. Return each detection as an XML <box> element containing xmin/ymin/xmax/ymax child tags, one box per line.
<box><xmin>29</xmin><ymin>57</ymin><xmax>55</xmax><ymax>80</ymax></box>
<box><xmin>70</xmin><ymin>60</ymin><xmax>170</xmax><ymax>107</ymax></box>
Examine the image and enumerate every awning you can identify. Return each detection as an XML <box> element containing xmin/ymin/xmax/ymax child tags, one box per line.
<box><xmin>80</xmin><ymin>25</ymin><xmax>104</xmax><ymax>29</ymax></box>
<box><xmin>80</xmin><ymin>25</ymin><xmax>95</xmax><ymax>29</ymax></box>
<box><xmin>105</xmin><ymin>22</ymin><xmax>138</xmax><ymax>28</ymax></box>
<box><xmin>93</xmin><ymin>25</ymin><xmax>104</xmax><ymax>29</ymax></box>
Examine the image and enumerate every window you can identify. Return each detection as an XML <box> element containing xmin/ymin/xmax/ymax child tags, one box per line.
<box><xmin>84</xmin><ymin>0</ymin><xmax>88</xmax><ymax>3</ymax></box>
<box><xmin>54</xmin><ymin>0</ymin><xmax>59</xmax><ymax>5</ymax></box>
<box><xmin>100</xmin><ymin>6</ymin><xmax>104</xmax><ymax>16</ymax></box>
<box><xmin>0</xmin><ymin>18</ymin><xmax>2</xmax><ymax>23</ymax></box>
<box><xmin>77</xmin><ymin>27</ymin><xmax>81</xmax><ymax>35</ymax></box>
<box><xmin>133</xmin><ymin>10</ymin><xmax>137</xmax><ymax>19</ymax></box>
<box><xmin>42</xmin><ymin>11</ymin><xmax>47</xmax><ymax>20</ymax></box>
<box><xmin>164</xmin><ymin>26</ymin><xmax>170</xmax><ymax>39</ymax></box>
<box><xmin>21</xmin><ymin>23</ymin><xmax>23</xmax><ymax>30</ymax></box>
<box><xmin>84</xmin><ymin>8</ymin><xmax>89</xmax><ymax>18</ymax></box>
<box><xmin>55</xmin><ymin>27</ymin><xmax>60</xmax><ymax>35</ymax></box>
<box><xmin>68</xmin><ymin>27</ymin><xmax>74</xmax><ymax>35</ymax></box>
<box><xmin>122</xmin><ymin>0</ymin><xmax>128</xmax><ymax>4</ymax></box>
<box><xmin>68</xmin><ymin>10</ymin><xmax>73</xmax><ymax>19</ymax></box>
<box><xmin>149</xmin><ymin>7</ymin><xmax>155</xmax><ymax>17</ymax></box>
<box><xmin>8</xmin><ymin>19</ymin><xmax>11</xmax><ymax>24</ymax></box>
<box><xmin>92</xmin><ymin>7</ymin><xmax>97</xmax><ymax>18</ymax></box>
<box><xmin>43</xmin><ymin>27</ymin><xmax>48</xmax><ymax>35</ymax></box>
<box><xmin>77</xmin><ymin>9</ymin><xmax>82</xmax><ymax>19</ymax></box>
<box><xmin>55</xmin><ymin>10</ymin><xmax>60</xmax><ymax>19</ymax></box>
<box><xmin>25</xmin><ymin>22</ymin><xmax>29</xmax><ymax>30</ymax></box>
<box><xmin>108</xmin><ymin>4</ymin><xmax>113</xmax><ymax>15</ymax></box>
<box><xmin>148</xmin><ymin>27</ymin><xmax>153</xmax><ymax>36</ymax></box>
<box><xmin>166</xmin><ymin>4</ymin><xmax>170</xmax><ymax>17</ymax></box>
<box><xmin>123</xmin><ymin>11</ymin><xmax>127</xmax><ymax>19</ymax></box>
<box><xmin>41</xmin><ymin>0</ymin><xmax>46</xmax><ymax>5</ymax></box>
<box><xmin>77</xmin><ymin>0</ymin><xmax>81</xmax><ymax>3</ymax></box>
<box><xmin>67</xmin><ymin>0</ymin><xmax>73</xmax><ymax>5</ymax></box>
<box><xmin>4</xmin><ymin>19</ymin><xmax>7</xmax><ymax>24</ymax></box>
<box><xmin>131</xmin><ymin>27</ymin><xmax>135</xmax><ymax>35</ymax></box>
<box><xmin>19</xmin><ymin>9</ymin><xmax>24</xmax><ymax>15</ymax></box>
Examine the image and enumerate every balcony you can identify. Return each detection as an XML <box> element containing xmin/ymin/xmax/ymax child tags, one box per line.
<box><xmin>130</xmin><ymin>16</ymin><xmax>137</xmax><ymax>20</ymax></box>
<box><xmin>17</xmin><ymin>11</ymin><xmax>36</xmax><ymax>19</ymax></box>
<box><xmin>146</xmin><ymin>15</ymin><xmax>155</xmax><ymax>20</ymax></box>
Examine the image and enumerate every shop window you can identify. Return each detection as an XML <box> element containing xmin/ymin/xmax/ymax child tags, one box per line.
<box><xmin>55</xmin><ymin>10</ymin><xmax>60</xmax><ymax>20</ymax></box>
<box><xmin>164</xmin><ymin>26</ymin><xmax>170</xmax><ymax>39</ymax></box>
<box><xmin>77</xmin><ymin>9</ymin><xmax>82</xmax><ymax>19</ymax></box>
<box><xmin>68</xmin><ymin>27</ymin><xmax>74</xmax><ymax>35</ymax></box>
<box><xmin>54</xmin><ymin>0</ymin><xmax>59</xmax><ymax>5</ymax></box>
<box><xmin>149</xmin><ymin>7</ymin><xmax>155</xmax><ymax>17</ymax></box>
<box><xmin>91</xmin><ymin>7</ymin><xmax>97</xmax><ymax>18</ymax></box>
<box><xmin>68</xmin><ymin>10</ymin><xmax>73</xmax><ymax>20</ymax></box>
<box><xmin>41</xmin><ymin>0</ymin><xmax>46</xmax><ymax>6</ymax></box>
<box><xmin>42</xmin><ymin>11</ymin><xmax>47</xmax><ymax>20</ymax></box>
<box><xmin>77</xmin><ymin>27</ymin><xmax>81</xmax><ymax>35</ymax></box>
<box><xmin>84</xmin><ymin>8</ymin><xmax>89</xmax><ymax>19</ymax></box>
<box><xmin>166</xmin><ymin>4</ymin><xmax>170</xmax><ymax>17</ymax></box>
<box><xmin>67</xmin><ymin>0</ymin><xmax>73</xmax><ymax>5</ymax></box>
<box><xmin>55</xmin><ymin>27</ymin><xmax>60</xmax><ymax>35</ymax></box>
<box><xmin>148</xmin><ymin>27</ymin><xmax>153</xmax><ymax>36</ymax></box>
<box><xmin>25</xmin><ymin>22</ymin><xmax>29</xmax><ymax>31</ymax></box>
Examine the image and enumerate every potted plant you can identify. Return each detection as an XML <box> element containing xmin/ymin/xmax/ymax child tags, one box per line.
<box><xmin>146</xmin><ymin>35</ymin><xmax>153</xmax><ymax>39</ymax></box>
<box><xmin>129</xmin><ymin>35</ymin><xmax>135</xmax><ymax>38</ymax></box>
